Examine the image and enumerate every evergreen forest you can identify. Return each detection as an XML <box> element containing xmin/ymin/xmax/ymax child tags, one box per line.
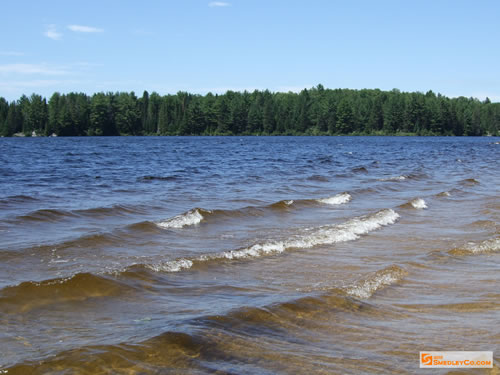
<box><xmin>1</xmin><ymin>85</ymin><xmax>498</xmax><ymax>137</ymax></box>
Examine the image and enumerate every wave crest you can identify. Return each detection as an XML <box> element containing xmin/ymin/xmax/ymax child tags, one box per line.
<box><xmin>156</xmin><ymin>209</ymin><xmax>207</xmax><ymax>229</ymax></box>
<box><xmin>145</xmin><ymin>259</ymin><xmax>194</xmax><ymax>272</ymax></box>
<box><xmin>148</xmin><ymin>209</ymin><xmax>400</xmax><ymax>273</ymax></box>
<box><xmin>345</xmin><ymin>265</ymin><xmax>407</xmax><ymax>299</ymax></box>
<box><xmin>449</xmin><ymin>237</ymin><xmax>500</xmax><ymax>255</ymax></box>
<box><xmin>316</xmin><ymin>193</ymin><xmax>352</xmax><ymax>205</ymax></box>
<box><xmin>411</xmin><ymin>198</ymin><xmax>427</xmax><ymax>209</ymax></box>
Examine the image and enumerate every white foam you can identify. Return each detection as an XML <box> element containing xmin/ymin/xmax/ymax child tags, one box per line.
<box><xmin>284</xmin><ymin>200</ymin><xmax>294</xmax><ymax>205</ymax></box>
<box><xmin>202</xmin><ymin>209</ymin><xmax>399</xmax><ymax>261</ymax></box>
<box><xmin>156</xmin><ymin>209</ymin><xmax>205</xmax><ymax>229</ymax></box>
<box><xmin>345</xmin><ymin>265</ymin><xmax>406</xmax><ymax>299</ymax></box>
<box><xmin>146</xmin><ymin>259</ymin><xmax>193</xmax><ymax>272</ymax></box>
<box><xmin>148</xmin><ymin>209</ymin><xmax>400</xmax><ymax>273</ymax></box>
<box><xmin>465</xmin><ymin>238</ymin><xmax>500</xmax><ymax>254</ymax></box>
<box><xmin>410</xmin><ymin>198</ymin><xmax>427</xmax><ymax>209</ymax></box>
<box><xmin>317</xmin><ymin>193</ymin><xmax>352</xmax><ymax>205</ymax></box>
<box><xmin>379</xmin><ymin>175</ymin><xmax>407</xmax><ymax>181</ymax></box>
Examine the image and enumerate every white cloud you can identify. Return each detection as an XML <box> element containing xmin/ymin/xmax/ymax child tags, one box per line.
<box><xmin>208</xmin><ymin>2</ymin><xmax>231</xmax><ymax>7</ymax></box>
<box><xmin>44</xmin><ymin>24</ymin><xmax>63</xmax><ymax>40</ymax></box>
<box><xmin>0</xmin><ymin>63</ymin><xmax>69</xmax><ymax>76</ymax></box>
<box><xmin>68</xmin><ymin>25</ymin><xmax>104</xmax><ymax>33</ymax></box>
<box><xmin>0</xmin><ymin>51</ymin><xmax>25</xmax><ymax>56</ymax></box>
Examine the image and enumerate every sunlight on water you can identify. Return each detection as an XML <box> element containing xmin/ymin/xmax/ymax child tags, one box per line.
<box><xmin>0</xmin><ymin>136</ymin><xmax>499</xmax><ymax>373</ymax></box>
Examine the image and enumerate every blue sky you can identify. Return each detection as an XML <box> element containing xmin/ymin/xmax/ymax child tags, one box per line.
<box><xmin>0</xmin><ymin>0</ymin><xmax>499</xmax><ymax>101</ymax></box>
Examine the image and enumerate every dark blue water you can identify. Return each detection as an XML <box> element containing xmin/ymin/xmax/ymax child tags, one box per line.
<box><xmin>0</xmin><ymin>136</ymin><xmax>499</xmax><ymax>373</ymax></box>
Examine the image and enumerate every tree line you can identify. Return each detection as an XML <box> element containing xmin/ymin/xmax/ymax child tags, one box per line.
<box><xmin>0</xmin><ymin>85</ymin><xmax>498</xmax><ymax>137</ymax></box>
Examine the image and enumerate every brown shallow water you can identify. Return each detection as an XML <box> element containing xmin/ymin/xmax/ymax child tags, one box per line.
<box><xmin>0</xmin><ymin>136</ymin><xmax>499</xmax><ymax>374</ymax></box>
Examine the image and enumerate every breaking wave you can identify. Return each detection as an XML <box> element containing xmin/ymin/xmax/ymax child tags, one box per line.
<box><xmin>449</xmin><ymin>237</ymin><xmax>500</xmax><ymax>256</ymax></box>
<box><xmin>399</xmin><ymin>198</ymin><xmax>428</xmax><ymax>210</ymax></box>
<box><xmin>316</xmin><ymin>192</ymin><xmax>352</xmax><ymax>205</ymax></box>
<box><xmin>436</xmin><ymin>191</ymin><xmax>451</xmax><ymax>197</ymax></box>
<box><xmin>344</xmin><ymin>265</ymin><xmax>407</xmax><ymax>299</ymax></box>
<box><xmin>410</xmin><ymin>198</ymin><xmax>427</xmax><ymax>209</ymax></box>
<box><xmin>460</xmin><ymin>178</ymin><xmax>480</xmax><ymax>186</ymax></box>
<box><xmin>156</xmin><ymin>208</ymin><xmax>207</xmax><ymax>229</ymax></box>
<box><xmin>379</xmin><ymin>175</ymin><xmax>408</xmax><ymax>181</ymax></box>
<box><xmin>150</xmin><ymin>208</ymin><xmax>399</xmax><ymax>272</ymax></box>
<box><xmin>155</xmin><ymin>193</ymin><xmax>353</xmax><ymax>229</ymax></box>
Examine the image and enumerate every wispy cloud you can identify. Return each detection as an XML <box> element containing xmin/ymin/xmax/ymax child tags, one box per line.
<box><xmin>68</xmin><ymin>25</ymin><xmax>104</xmax><ymax>33</ymax></box>
<box><xmin>208</xmin><ymin>2</ymin><xmax>231</xmax><ymax>7</ymax></box>
<box><xmin>0</xmin><ymin>51</ymin><xmax>25</xmax><ymax>57</ymax></box>
<box><xmin>0</xmin><ymin>63</ymin><xmax>69</xmax><ymax>76</ymax></box>
<box><xmin>44</xmin><ymin>24</ymin><xmax>63</xmax><ymax>40</ymax></box>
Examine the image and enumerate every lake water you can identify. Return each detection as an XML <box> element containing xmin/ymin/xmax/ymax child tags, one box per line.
<box><xmin>0</xmin><ymin>136</ymin><xmax>499</xmax><ymax>374</ymax></box>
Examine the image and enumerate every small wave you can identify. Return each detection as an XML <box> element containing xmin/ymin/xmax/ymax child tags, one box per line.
<box><xmin>345</xmin><ymin>265</ymin><xmax>407</xmax><ymax>299</ymax></box>
<box><xmin>76</xmin><ymin>204</ymin><xmax>146</xmax><ymax>217</ymax></box>
<box><xmin>0</xmin><ymin>273</ymin><xmax>132</xmax><ymax>314</ymax></box>
<box><xmin>449</xmin><ymin>237</ymin><xmax>500</xmax><ymax>256</ymax></box>
<box><xmin>147</xmin><ymin>209</ymin><xmax>399</xmax><ymax>273</ymax></box>
<box><xmin>154</xmin><ymin>194</ymin><xmax>353</xmax><ymax>229</ymax></box>
<box><xmin>410</xmin><ymin>198</ymin><xmax>427</xmax><ymax>209</ymax></box>
<box><xmin>352</xmin><ymin>166</ymin><xmax>368</xmax><ymax>173</ymax></box>
<box><xmin>307</xmin><ymin>175</ymin><xmax>329</xmax><ymax>182</ymax></box>
<box><xmin>436</xmin><ymin>191</ymin><xmax>451</xmax><ymax>197</ymax></box>
<box><xmin>316</xmin><ymin>156</ymin><xmax>334</xmax><ymax>164</ymax></box>
<box><xmin>126</xmin><ymin>221</ymin><xmax>164</xmax><ymax>233</ymax></box>
<box><xmin>15</xmin><ymin>204</ymin><xmax>151</xmax><ymax>223</ymax></box>
<box><xmin>399</xmin><ymin>198</ymin><xmax>428</xmax><ymax>210</ymax></box>
<box><xmin>0</xmin><ymin>195</ymin><xmax>39</xmax><ymax>209</ymax></box>
<box><xmin>467</xmin><ymin>220</ymin><xmax>498</xmax><ymax>230</ymax></box>
<box><xmin>0</xmin><ymin>194</ymin><xmax>38</xmax><ymax>203</ymax></box>
<box><xmin>316</xmin><ymin>192</ymin><xmax>351</xmax><ymax>205</ymax></box>
<box><xmin>203</xmin><ymin>209</ymin><xmax>399</xmax><ymax>261</ymax></box>
<box><xmin>269</xmin><ymin>200</ymin><xmax>295</xmax><ymax>210</ymax></box>
<box><xmin>48</xmin><ymin>232</ymin><xmax>123</xmax><ymax>253</ymax></box>
<box><xmin>156</xmin><ymin>208</ymin><xmax>207</xmax><ymax>229</ymax></box>
<box><xmin>145</xmin><ymin>259</ymin><xmax>194</xmax><ymax>273</ymax></box>
<box><xmin>17</xmin><ymin>209</ymin><xmax>77</xmax><ymax>222</ymax></box>
<box><xmin>139</xmin><ymin>175</ymin><xmax>181</xmax><ymax>182</ymax></box>
<box><xmin>460</xmin><ymin>178</ymin><xmax>480</xmax><ymax>186</ymax></box>
<box><xmin>379</xmin><ymin>175</ymin><xmax>408</xmax><ymax>181</ymax></box>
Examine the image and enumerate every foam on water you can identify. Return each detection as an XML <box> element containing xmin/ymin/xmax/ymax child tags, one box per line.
<box><xmin>317</xmin><ymin>192</ymin><xmax>352</xmax><ymax>205</ymax></box>
<box><xmin>410</xmin><ymin>198</ymin><xmax>427</xmax><ymax>209</ymax></box>
<box><xmin>450</xmin><ymin>237</ymin><xmax>500</xmax><ymax>255</ymax></box>
<box><xmin>379</xmin><ymin>175</ymin><xmax>407</xmax><ymax>181</ymax></box>
<box><xmin>147</xmin><ymin>209</ymin><xmax>400</xmax><ymax>272</ymax></box>
<box><xmin>145</xmin><ymin>259</ymin><xmax>194</xmax><ymax>272</ymax></box>
<box><xmin>345</xmin><ymin>265</ymin><xmax>407</xmax><ymax>299</ymax></box>
<box><xmin>156</xmin><ymin>209</ymin><xmax>206</xmax><ymax>229</ymax></box>
<box><xmin>437</xmin><ymin>191</ymin><xmax>451</xmax><ymax>197</ymax></box>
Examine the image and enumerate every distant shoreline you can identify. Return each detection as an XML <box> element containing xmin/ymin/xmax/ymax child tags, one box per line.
<box><xmin>1</xmin><ymin>86</ymin><xmax>498</xmax><ymax>137</ymax></box>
